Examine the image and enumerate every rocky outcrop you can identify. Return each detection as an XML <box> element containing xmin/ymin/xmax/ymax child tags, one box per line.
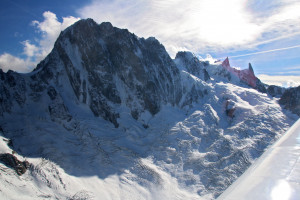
<box><xmin>267</xmin><ymin>85</ymin><xmax>285</xmax><ymax>97</ymax></box>
<box><xmin>0</xmin><ymin>153</ymin><xmax>30</xmax><ymax>175</ymax></box>
<box><xmin>225</xmin><ymin>99</ymin><xmax>236</xmax><ymax>118</ymax></box>
<box><xmin>279</xmin><ymin>86</ymin><xmax>300</xmax><ymax>116</ymax></box>
<box><xmin>47</xmin><ymin>86</ymin><xmax>72</xmax><ymax>122</ymax></box>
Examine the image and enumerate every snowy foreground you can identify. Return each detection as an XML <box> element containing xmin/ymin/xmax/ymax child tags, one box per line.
<box><xmin>0</xmin><ymin>19</ymin><xmax>298</xmax><ymax>200</ymax></box>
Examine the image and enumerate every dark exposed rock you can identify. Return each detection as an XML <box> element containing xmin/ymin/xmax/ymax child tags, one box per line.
<box><xmin>175</xmin><ymin>51</ymin><xmax>210</xmax><ymax>81</ymax></box>
<box><xmin>279</xmin><ymin>86</ymin><xmax>300</xmax><ymax>116</ymax></box>
<box><xmin>0</xmin><ymin>84</ymin><xmax>12</xmax><ymax>115</ymax></box>
<box><xmin>0</xmin><ymin>70</ymin><xmax>27</xmax><ymax>115</ymax></box>
<box><xmin>255</xmin><ymin>79</ymin><xmax>267</xmax><ymax>93</ymax></box>
<box><xmin>248</xmin><ymin>63</ymin><xmax>254</xmax><ymax>74</ymax></box>
<box><xmin>0</xmin><ymin>153</ymin><xmax>30</xmax><ymax>175</ymax></box>
<box><xmin>225</xmin><ymin>99</ymin><xmax>236</xmax><ymax>118</ymax></box>
<box><xmin>47</xmin><ymin>86</ymin><xmax>57</xmax><ymax>100</ymax></box>
<box><xmin>0</xmin><ymin>69</ymin><xmax>4</xmax><ymax>80</ymax></box>
<box><xmin>48</xmin><ymin>89</ymin><xmax>72</xmax><ymax>122</ymax></box>
<box><xmin>7</xmin><ymin>71</ymin><xmax>16</xmax><ymax>87</ymax></box>
<box><xmin>267</xmin><ymin>85</ymin><xmax>285</xmax><ymax>97</ymax></box>
<box><xmin>2</xmin><ymin>137</ymin><xmax>14</xmax><ymax>148</ymax></box>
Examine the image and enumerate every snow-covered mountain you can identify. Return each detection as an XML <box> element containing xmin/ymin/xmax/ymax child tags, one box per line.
<box><xmin>0</xmin><ymin>19</ymin><xmax>298</xmax><ymax>200</ymax></box>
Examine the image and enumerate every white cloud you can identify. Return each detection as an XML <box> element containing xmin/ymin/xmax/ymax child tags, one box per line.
<box><xmin>77</xmin><ymin>0</ymin><xmax>300</xmax><ymax>57</ymax></box>
<box><xmin>258</xmin><ymin>74</ymin><xmax>300</xmax><ymax>88</ymax></box>
<box><xmin>0</xmin><ymin>11</ymin><xmax>80</xmax><ymax>73</ymax></box>
<box><xmin>22</xmin><ymin>40</ymin><xmax>39</xmax><ymax>57</ymax></box>
<box><xmin>31</xmin><ymin>11</ymin><xmax>80</xmax><ymax>63</ymax></box>
<box><xmin>0</xmin><ymin>53</ymin><xmax>34</xmax><ymax>73</ymax></box>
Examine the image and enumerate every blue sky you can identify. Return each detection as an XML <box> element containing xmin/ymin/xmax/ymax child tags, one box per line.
<box><xmin>1</xmin><ymin>0</ymin><xmax>300</xmax><ymax>87</ymax></box>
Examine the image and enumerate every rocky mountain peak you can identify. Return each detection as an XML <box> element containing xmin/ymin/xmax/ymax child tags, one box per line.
<box><xmin>33</xmin><ymin>19</ymin><xmax>183</xmax><ymax>127</ymax></box>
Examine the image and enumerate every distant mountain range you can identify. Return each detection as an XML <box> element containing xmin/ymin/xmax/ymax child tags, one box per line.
<box><xmin>0</xmin><ymin>19</ymin><xmax>298</xmax><ymax>200</ymax></box>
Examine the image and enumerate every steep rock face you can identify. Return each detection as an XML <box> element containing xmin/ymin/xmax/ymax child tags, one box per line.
<box><xmin>0</xmin><ymin>70</ymin><xmax>26</xmax><ymax>116</ymax></box>
<box><xmin>279</xmin><ymin>86</ymin><xmax>300</xmax><ymax>116</ymax></box>
<box><xmin>174</xmin><ymin>51</ymin><xmax>210</xmax><ymax>108</ymax></box>
<box><xmin>267</xmin><ymin>85</ymin><xmax>285</xmax><ymax>97</ymax></box>
<box><xmin>34</xmin><ymin>19</ymin><xmax>182</xmax><ymax>126</ymax></box>
<box><xmin>174</xmin><ymin>51</ymin><xmax>210</xmax><ymax>81</ymax></box>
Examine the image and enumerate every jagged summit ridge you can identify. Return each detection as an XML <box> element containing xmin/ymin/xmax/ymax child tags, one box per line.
<box><xmin>219</xmin><ymin>57</ymin><xmax>266</xmax><ymax>93</ymax></box>
<box><xmin>221</xmin><ymin>57</ymin><xmax>256</xmax><ymax>88</ymax></box>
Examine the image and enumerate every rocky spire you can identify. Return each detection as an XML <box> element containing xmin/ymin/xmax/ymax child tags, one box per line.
<box><xmin>222</xmin><ymin>57</ymin><xmax>230</xmax><ymax>69</ymax></box>
<box><xmin>248</xmin><ymin>63</ymin><xmax>254</xmax><ymax>74</ymax></box>
<box><xmin>221</xmin><ymin>57</ymin><xmax>258</xmax><ymax>89</ymax></box>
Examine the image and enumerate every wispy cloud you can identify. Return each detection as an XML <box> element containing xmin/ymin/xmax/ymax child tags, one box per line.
<box><xmin>285</xmin><ymin>66</ymin><xmax>300</xmax><ymax>70</ymax></box>
<box><xmin>78</xmin><ymin>0</ymin><xmax>300</xmax><ymax>56</ymax></box>
<box><xmin>22</xmin><ymin>40</ymin><xmax>39</xmax><ymax>57</ymax></box>
<box><xmin>228</xmin><ymin>44</ymin><xmax>300</xmax><ymax>59</ymax></box>
<box><xmin>0</xmin><ymin>11</ymin><xmax>80</xmax><ymax>73</ymax></box>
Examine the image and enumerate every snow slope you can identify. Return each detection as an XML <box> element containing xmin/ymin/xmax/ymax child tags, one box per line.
<box><xmin>217</xmin><ymin>119</ymin><xmax>300</xmax><ymax>200</ymax></box>
<box><xmin>0</xmin><ymin>19</ymin><xmax>298</xmax><ymax>200</ymax></box>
